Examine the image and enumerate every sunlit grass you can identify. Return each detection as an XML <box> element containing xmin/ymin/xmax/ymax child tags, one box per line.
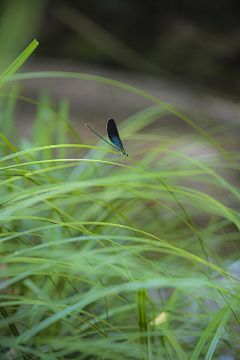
<box><xmin>0</xmin><ymin>71</ymin><xmax>240</xmax><ymax>359</ymax></box>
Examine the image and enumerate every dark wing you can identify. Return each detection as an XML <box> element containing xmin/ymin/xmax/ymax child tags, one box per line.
<box><xmin>106</xmin><ymin>118</ymin><xmax>123</xmax><ymax>150</ymax></box>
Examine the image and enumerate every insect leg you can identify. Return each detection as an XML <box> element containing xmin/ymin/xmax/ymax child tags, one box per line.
<box><xmin>111</xmin><ymin>153</ymin><xmax>125</xmax><ymax>164</ymax></box>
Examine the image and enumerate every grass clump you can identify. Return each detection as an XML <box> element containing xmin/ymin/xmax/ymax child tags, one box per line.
<box><xmin>0</xmin><ymin>69</ymin><xmax>240</xmax><ymax>359</ymax></box>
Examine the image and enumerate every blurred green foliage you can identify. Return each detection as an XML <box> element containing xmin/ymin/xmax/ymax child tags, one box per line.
<box><xmin>0</xmin><ymin>0</ymin><xmax>46</xmax><ymax>73</ymax></box>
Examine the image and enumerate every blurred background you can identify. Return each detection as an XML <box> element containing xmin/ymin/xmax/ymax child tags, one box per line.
<box><xmin>1</xmin><ymin>0</ymin><xmax>240</xmax><ymax>138</ymax></box>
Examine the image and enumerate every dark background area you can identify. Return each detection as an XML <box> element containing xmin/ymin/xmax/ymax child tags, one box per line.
<box><xmin>1</xmin><ymin>0</ymin><xmax>240</xmax><ymax>95</ymax></box>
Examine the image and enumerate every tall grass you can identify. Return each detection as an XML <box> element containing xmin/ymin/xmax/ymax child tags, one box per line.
<box><xmin>0</xmin><ymin>69</ymin><xmax>240</xmax><ymax>359</ymax></box>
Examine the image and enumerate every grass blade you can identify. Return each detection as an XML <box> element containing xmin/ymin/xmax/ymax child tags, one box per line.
<box><xmin>0</xmin><ymin>39</ymin><xmax>38</xmax><ymax>89</ymax></box>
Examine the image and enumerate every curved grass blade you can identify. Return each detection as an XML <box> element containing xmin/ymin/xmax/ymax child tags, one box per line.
<box><xmin>10</xmin><ymin>70</ymin><xmax>239</xmax><ymax>168</ymax></box>
<box><xmin>0</xmin><ymin>39</ymin><xmax>38</xmax><ymax>89</ymax></box>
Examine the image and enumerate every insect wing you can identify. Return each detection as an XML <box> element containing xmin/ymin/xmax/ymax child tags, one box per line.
<box><xmin>107</xmin><ymin>118</ymin><xmax>123</xmax><ymax>150</ymax></box>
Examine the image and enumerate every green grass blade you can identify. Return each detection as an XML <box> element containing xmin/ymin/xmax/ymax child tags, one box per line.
<box><xmin>205</xmin><ymin>292</ymin><xmax>240</xmax><ymax>360</ymax></box>
<box><xmin>0</xmin><ymin>39</ymin><xmax>38</xmax><ymax>88</ymax></box>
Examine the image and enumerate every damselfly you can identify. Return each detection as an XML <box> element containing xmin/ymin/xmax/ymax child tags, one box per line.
<box><xmin>85</xmin><ymin>118</ymin><xmax>128</xmax><ymax>164</ymax></box>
